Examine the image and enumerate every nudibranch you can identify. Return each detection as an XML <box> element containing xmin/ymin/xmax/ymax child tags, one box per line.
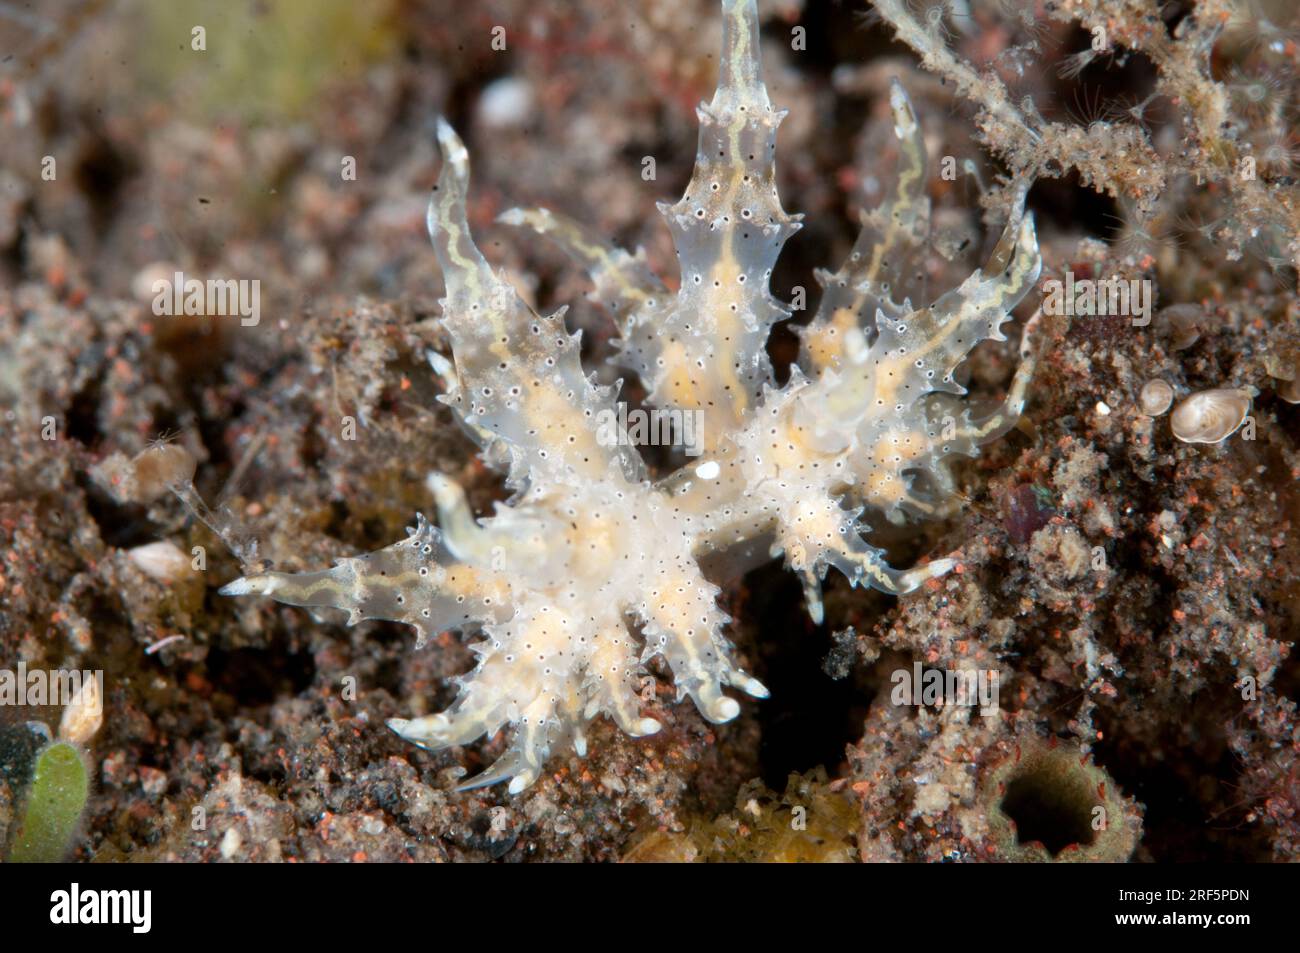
<box><xmin>221</xmin><ymin>0</ymin><xmax>1043</xmax><ymax>792</ymax></box>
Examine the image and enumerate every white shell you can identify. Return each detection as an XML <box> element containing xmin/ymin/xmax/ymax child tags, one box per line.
<box><xmin>128</xmin><ymin>540</ymin><xmax>193</xmax><ymax>584</ymax></box>
<box><xmin>1170</xmin><ymin>388</ymin><xmax>1252</xmax><ymax>444</ymax></box>
<box><xmin>58</xmin><ymin>673</ymin><xmax>103</xmax><ymax>745</ymax></box>
<box><xmin>1139</xmin><ymin>379</ymin><xmax>1174</xmax><ymax>416</ymax></box>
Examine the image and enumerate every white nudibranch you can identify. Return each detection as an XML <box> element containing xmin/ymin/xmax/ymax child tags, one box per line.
<box><xmin>218</xmin><ymin>0</ymin><xmax>1046</xmax><ymax>791</ymax></box>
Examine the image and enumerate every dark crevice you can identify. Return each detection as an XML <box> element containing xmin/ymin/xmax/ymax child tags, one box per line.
<box><xmin>1027</xmin><ymin>168</ymin><xmax>1122</xmax><ymax>246</ymax></box>
<box><xmin>746</xmin><ymin>560</ymin><xmax>866</xmax><ymax>787</ymax></box>
<box><xmin>77</xmin><ymin>479</ymin><xmax>160</xmax><ymax>551</ymax></box>
<box><xmin>204</xmin><ymin>642</ymin><xmax>317</xmax><ymax>712</ymax></box>
<box><xmin>64</xmin><ymin>376</ymin><xmax>102</xmax><ymax>448</ymax></box>
<box><xmin>1094</xmin><ymin>692</ymin><xmax>1275</xmax><ymax>861</ymax></box>
<box><xmin>72</xmin><ymin>124</ymin><xmax>137</xmax><ymax>234</ymax></box>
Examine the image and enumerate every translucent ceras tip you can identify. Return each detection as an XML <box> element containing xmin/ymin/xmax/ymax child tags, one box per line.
<box><xmin>496</xmin><ymin>207</ymin><xmax>528</xmax><ymax>227</ymax></box>
<box><xmin>218</xmin><ymin>576</ymin><xmax>257</xmax><ymax>596</ymax></box>
<box><xmin>386</xmin><ymin>717</ymin><xmax>416</xmax><ymax>744</ymax></box>
<box><xmin>807</xmin><ymin>598</ymin><xmax>825</xmax><ymax>627</ymax></box>
<box><xmin>425</xmin><ymin>472</ymin><xmax>457</xmax><ymax>507</ymax></box>
<box><xmin>1170</xmin><ymin>387</ymin><xmax>1253</xmax><ymax>444</ymax></box>
<box><xmin>734</xmin><ymin>673</ymin><xmax>770</xmax><ymax>699</ymax></box>
<box><xmin>386</xmin><ymin>714</ymin><xmax>451</xmax><ymax>747</ymax></box>
<box><xmin>434</xmin><ymin>116</ymin><xmax>468</xmax><ymax>166</ymax></box>
<box><xmin>426</xmin><ymin>349</ymin><xmax>455</xmax><ymax>384</ymax></box>
<box><xmin>888</xmin><ymin>78</ymin><xmax>918</xmax><ymax>137</ymax></box>
<box><xmin>218</xmin><ymin>573</ymin><xmax>282</xmax><ymax>596</ymax></box>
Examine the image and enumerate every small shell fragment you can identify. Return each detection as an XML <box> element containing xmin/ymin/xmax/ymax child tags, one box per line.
<box><xmin>130</xmin><ymin>443</ymin><xmax>197</xmax><ymax>502</ymax></box>
<box><xmin>1139</xmin><ymin>379</ymin><xmax>1174</xmax><ymax>416</ymax></box>
<box><xmin>1263</xmin><ymin>353</ymin><xmax>1300</xmax><ymax>404</ymax></box>
<box><xmin>1157</xmin><ymin>304</ymin><xmax>1203</xmax><ymax>351</ymax></box>
<box><xmin>476</xmin><ymin>76</ymin><xmax>534</xmax><ymax>129</ymax></box>
<box><xmin>128</xmin><ymin>540</ymin><xmax>193</xmax><ymax>584</ymax></box>
<box><xmin>1170</xmin><ymin>388</ymin><xmax>1252</xmax><ymax>444</ymax></box>
<box><xmin>58</xmin><ymin>673</ymin><xmax>103</xmax><ymax>746</ymax></box>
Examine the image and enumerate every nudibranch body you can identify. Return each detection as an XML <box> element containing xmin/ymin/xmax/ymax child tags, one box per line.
<box><xmin>222</xmin><ymin>0</ymin><xmax>1043</xmax><ymax>792</ymax></box>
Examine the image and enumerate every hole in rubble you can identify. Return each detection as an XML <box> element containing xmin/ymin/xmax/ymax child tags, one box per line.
<box><xmin>1000</xmin><ymin>757</ymin><xmax>1098</xmax><ymax>856</ymax></box>
<box><xmin>745</xmin><ymin>561</ymin><xmax>865</xmax><ymax>787</ymax></box>
<box><xmin>205</xmin><ymin>641</ymin><xmax>317</xmax><ymax>712</ymax></box>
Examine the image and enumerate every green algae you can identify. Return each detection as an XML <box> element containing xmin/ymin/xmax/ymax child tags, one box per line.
<box><xmin>8</xmin><ymin>741</ymin><xmax>89</xmax><ymax>863</ymax></box>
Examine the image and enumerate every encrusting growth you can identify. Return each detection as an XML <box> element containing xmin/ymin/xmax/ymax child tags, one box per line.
<box><xmin>219</xmin><ymin>0</ymin><xmax>1044</xmax><ymax>792</ymax></box>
